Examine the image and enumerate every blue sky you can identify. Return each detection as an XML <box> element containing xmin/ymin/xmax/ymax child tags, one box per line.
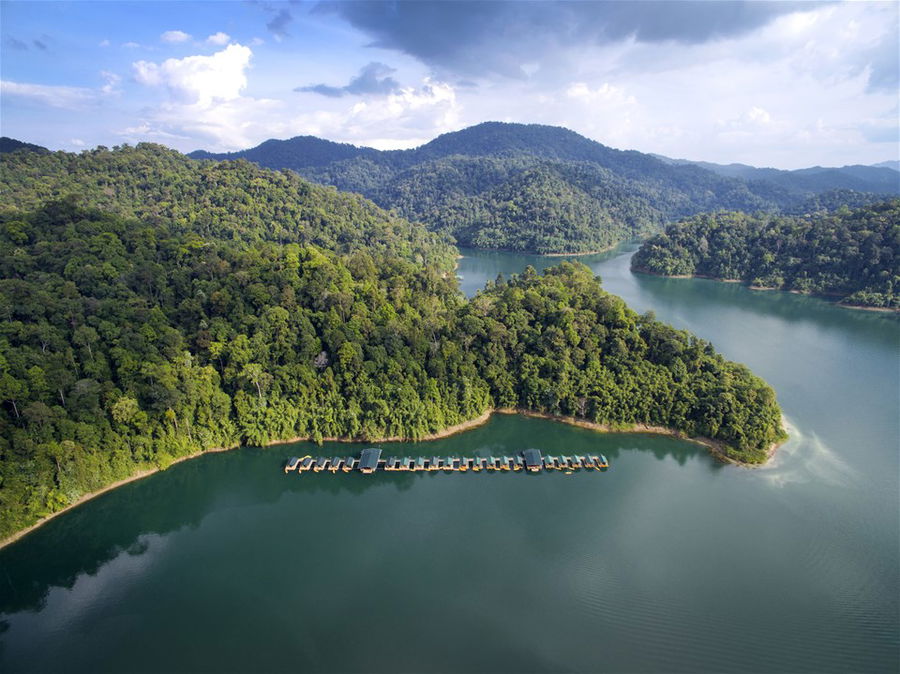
<box><xmin>1</xmin><ymin>1</ymin><xmax>897</xmax><ymax>168</ymax></box>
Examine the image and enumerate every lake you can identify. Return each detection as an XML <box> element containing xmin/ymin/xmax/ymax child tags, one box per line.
<box><xmin>1</xmin><ymin>245</ymin><xmax>897</xmax><ymax>673</ymax></box>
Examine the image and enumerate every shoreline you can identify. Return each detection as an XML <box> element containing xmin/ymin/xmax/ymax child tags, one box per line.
<box><xmin>458</xmin><ymin>244</ymin><xmax>617</xmax><ymax>259</ymax></box>
<box><xmin>0</xmin><ymin>411</ymin><xmax>495</xmax><ymax>550</ymax></box>
<box><xmin>0</xmin><ymin>408</ymin><xmax>783</xmax><ymax>550</ymax></box>
<box><xmin>493</xmin><ymin>408</ymin><xmax>786</xmax><ymax>468</ymax></box>
<box><xmin>542</xmin><ymin>245</ymin><xmax>615</xmax><ymax>257</ymax></box>
<box><xmin>633</xmin><ymin>268</ymin><xmax>899</xmax><ymax>313</ymax></box>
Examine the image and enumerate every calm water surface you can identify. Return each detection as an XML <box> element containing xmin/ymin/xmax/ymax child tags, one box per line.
<box><xmin>1</xmin><ymin>245</ymin><xmax>898</xmax><ymax>673</ymax></box>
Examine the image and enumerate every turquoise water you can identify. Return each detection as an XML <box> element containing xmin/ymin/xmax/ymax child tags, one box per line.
<box><xmin>1</xmin><ymin>246</ymin><xmax>897</xmax><ymax>672</ymax></box>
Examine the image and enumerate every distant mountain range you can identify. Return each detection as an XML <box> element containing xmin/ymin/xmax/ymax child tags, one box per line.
<box><xmin>188</xmin><ymin>123</ymin><xmax>899</xmax><ymax>253</ymax></box>
<box><xmin>872</xmin><ymin>160</ymin><xmax>900</xmax><ymax>171</ymax></box>
<box><xmin>3</xmin><ymin>127</ymin><xmax>896</xmax><ymax>255</ymax></box>
<box><xmin>651</xmin><ymin>154</ymin><xmax>900</xmax><ymax>194</ymax></box>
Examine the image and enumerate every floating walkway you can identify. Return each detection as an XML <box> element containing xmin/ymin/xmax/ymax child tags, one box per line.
<box><xmin>284</xmin><ymin>448</ymin><xmax>608</xmax><ymax>475</ymax></box>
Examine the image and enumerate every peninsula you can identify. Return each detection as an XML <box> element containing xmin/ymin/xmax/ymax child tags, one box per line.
<box><xmin>632</xmin><ymin>201</ymin><xmax>899</xmax><ymax>310</ymax></box>
<box><xmin>0</xmin><ymin>145</ymin><xmax>786</xmax><ymax>541</ymax></box>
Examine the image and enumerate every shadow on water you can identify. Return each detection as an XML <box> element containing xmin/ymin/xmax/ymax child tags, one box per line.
<box><xmin>0</xmin><ymin>414</ymin><xmax>712</xmax><ymax>616</ymax></box>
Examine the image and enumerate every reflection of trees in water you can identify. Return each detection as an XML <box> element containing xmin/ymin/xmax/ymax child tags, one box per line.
<box><xmin>0</xmin><ymin>450</ymin><xmax>416</xmax><ymax>615</ymax></box>
<box><xmin>630</xmin><ymin>264</ymin><xmax>899</xmax><ymax>348</ymax></box>
<box><xmin>0</xmin><ymin>415</ymin><xmax>711</xmax><ymax>615</ymax></box>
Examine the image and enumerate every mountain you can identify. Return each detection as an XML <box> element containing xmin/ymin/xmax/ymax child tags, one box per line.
<box><xmin>190</xmin><ymin>123</ymin><xmax>898</xmax><ymax>254</ymax></box>
<box><xmin>872</xmin><ymin>160</ymin><xmax>900</xmax><ymax>171</ymax></box>
<box><xmin>654</xmin><ymin>154</ymin><xmax>900</xmax><ymax>194</ymax></box>
<box><xmin>0</xmin><ymin>137</ymin><xmax>48</xmax><ymax>154</ymax></box>
<box><xmin>189</xmin><ymin>135</ymin><xmax>379</xmax><ymax>170</ymax></box>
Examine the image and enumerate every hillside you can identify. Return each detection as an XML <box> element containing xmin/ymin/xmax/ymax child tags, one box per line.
<box><xmin>0</xmin><ymin>137</ymin><xmax>48</xmax><ymax>154</ymax></box>
<box><xmin>189</xmin><ymin>122</ymin><xmax>897</xmax><ymax>254</ymax></box>
<box><xmin>0</xmin><ymin>143</ymin><xmax>455</xmax><ymax>271</ymax></box>
<box><xmin>632</xmin><ymin>201</ymin><xmax>900</xmax><ymax>308</ymax></box>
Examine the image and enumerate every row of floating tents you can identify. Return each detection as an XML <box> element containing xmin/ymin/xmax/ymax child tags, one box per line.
<box><xmin>284</xmin><ymin>448</ymin><xmax>608</xmax><ymax>475</ymax></box>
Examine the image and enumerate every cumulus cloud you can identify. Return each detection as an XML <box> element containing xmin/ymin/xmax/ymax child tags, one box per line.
<box><xmin>161</xmin><ymin>30</ymin><xmax>191</xmax><ymax>44</ymax></box>
<box><xmin>296</xmin><ymin>62</ymin><xmax>401</xmax><ymax>97</ymax></box>
<box><xmin>294</xmin><ymin>78</ymin><xmax>461</xmax><ymax>148</ymax></box>
<box><xmin>134</xmin><ymin>44</ymin><xmax>252</xmax><ymax>106</ymax></box>
<box><xmin>206</xmin><ymin>32</ymin><xmax>231</xmax><ymax>46</ymax></box>
<box><xmin>128</xmin><ymin>44</ymin><xmax>283</xmax><ymax>149</ymax></box>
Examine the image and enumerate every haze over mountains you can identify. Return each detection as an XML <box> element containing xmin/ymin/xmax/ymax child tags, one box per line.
<box><xmin>188</xmin><ymin>123</ymin><xmax>899</xmax><ymax>253</ymax></box>
<box><xmin>652</xmin><ymin>155</ymin><xmax>900</xmax><ymax>194</ymax></box>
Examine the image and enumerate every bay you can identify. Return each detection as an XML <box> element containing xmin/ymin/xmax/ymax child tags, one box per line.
<box><xmin>1</xmin><ymin>245</ymin><xmax>897</xmax><ymax>673</ymax></box>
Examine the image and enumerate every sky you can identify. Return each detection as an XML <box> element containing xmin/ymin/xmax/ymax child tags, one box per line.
<box><xmin>1</xmin><ymin>0</ymin><xmax>897</xmax><ymax>169</ymax></box>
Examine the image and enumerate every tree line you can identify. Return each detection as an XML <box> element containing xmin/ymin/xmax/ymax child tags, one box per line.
<box><xmin>632</xmin><ymin>202</ymin><xmax>900</xmax><ymax>309</ymax></box>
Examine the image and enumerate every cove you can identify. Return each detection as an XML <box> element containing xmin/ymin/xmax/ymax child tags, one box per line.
<box><xmin>1</xmin><ymin>245</ymin><xmax>897</xmax><ymax>673</ymax></box>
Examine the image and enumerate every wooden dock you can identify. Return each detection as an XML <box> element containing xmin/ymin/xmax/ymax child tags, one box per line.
<box><xmin>284</xmin><ymin>449</ymin><xmax>608</xmax><ymax>475</ymax></box>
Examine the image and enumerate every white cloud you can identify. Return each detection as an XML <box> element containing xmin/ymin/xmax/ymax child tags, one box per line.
<box><xmin>335</xmin><ymin>78</ymin><xmax>461</xmax><ymax>145</ymax></box>
<box><xmin>70</xmin><ymin>138</ymin><xmax>85</xmax><ymax>146</ymax></box>
<box><xmin>206</xmin><ymin>32</ymin><xmax>231</xmax><ymax>46</ymax></box>
<box><xmin>100</xmin><ymin>70</ymin><xmax>121</xmax><ymax>95</ymax></box>
<box><xmin>745</xmin><ymin>106</ymin><xmax>772</xmax><ymax>126</ymax></box>
<box><xmin>565</xmin><ymin>82</ymin><xmax>636</xmax><ymax>106</ymax></box>
<box><xmin>98</xmin><ymin>39</ymin><xmax>110</xmax><ymax>48</ymax></box>
<box><xmin>161</xmin><ymin>30</ymin><xmax>191</xmax><ymax>44</ymax></box>
<box><xmin>126</xmin><ymin>42</ymin><xmax>461</xmax><ymax>151</ymax></box>
<box><xmin>122</xmin><ymin>42</ymin><xmax>140</xmax><ymax>49</ymax></box>
<box><xmin>133</xmin><ymin>44</ymin><xmax>251</xmax><ymax>106</ymax></box>
<box><xmin>118</xmin><ymin>122</ymin><xmax>192</xmax><ymax>142</ymax></box>
<box><xmin>128</xmin><ymin>44</ymin><xmax>281</xmax><ymax>149</ymax></box>
<box><xmin>1</xmin><ymin>80</ymin><xmax>99</xmax><ymax>109</ymax></box>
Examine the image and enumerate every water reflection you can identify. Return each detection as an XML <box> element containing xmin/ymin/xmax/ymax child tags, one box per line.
<box><xmin>0</xmin><ymin>414</ymin><xmax>709</xmax><ymax>617</ymax></box>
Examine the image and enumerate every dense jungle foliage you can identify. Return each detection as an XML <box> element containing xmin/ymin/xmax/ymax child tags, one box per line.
<box><xmin>631</xmin><ymin>201</ymin><xmax>900</xmax><ymax>308</ymax></box>
<box><xmin>0</xmin><ymin>191</ymin><xmax>784</xmax><ymax>538</ymax></box>
<box><xmin>0</xmin><ymin>143</ymin><xmax>456</xmax><ymax>272</ymax></box>
<box><xmin>191</xmin><ymin>122</ymin><xmax>897</xmax><ymax>254</ymax></box>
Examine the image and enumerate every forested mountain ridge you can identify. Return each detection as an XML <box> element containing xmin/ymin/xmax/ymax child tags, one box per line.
<box><xmin>0</xmin><ymin>143</ymin><xmax>455</xmax><ymax>271</ymax></box>
<box><xmin>189</xmin><ymin>135</ymin><xmax>381</xmax><ymax>171</ymax></box>
<box><xmin>188</xmin><ymin>122</ymin><xmax>897</xmax><ymax>254</ymax></box>
<box><xmin>653</xmin><ymin>154</ymin><xmax>900</xmax><ymax>195</ymax></box>
<box><xmin>0</xmin><ymin>152</ymin><xmax>786</xmax><ymax>537</ymax></box>
<box><xmin>0</xmin><ymin>137</ymin><xmax>48</xmax><ymax>155</ymax></box>
<box><xmin>632</xmin><ymin>201</ymin><xmax>900</xmax><ymax>309</ymax></box>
